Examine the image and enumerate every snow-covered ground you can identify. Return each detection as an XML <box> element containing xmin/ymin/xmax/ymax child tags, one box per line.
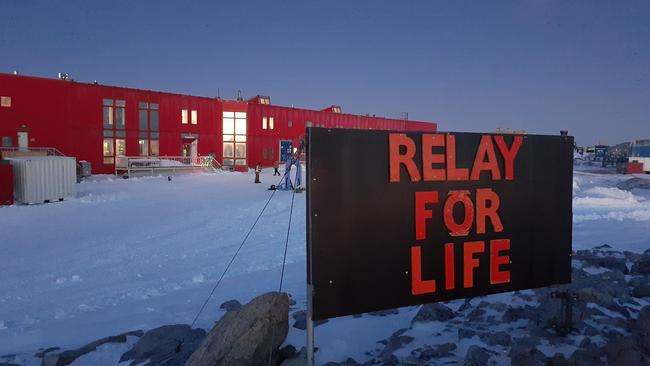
<box><xmin>0</xmin><ymin>166</ymin><xmax>649</xmax><ymax>365</ymax></box>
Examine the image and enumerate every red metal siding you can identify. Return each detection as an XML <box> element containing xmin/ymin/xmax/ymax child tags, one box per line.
<box><xmin>0</xmin><ymin>73</ymin><xmax>437</xmax><ymax>172</ymax></box>
<box><xmin>0</xmin><ymin>163</ymin><xmax>13</xmax><ymax>205</ymax></box>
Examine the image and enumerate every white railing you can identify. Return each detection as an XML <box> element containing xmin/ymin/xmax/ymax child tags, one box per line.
<box><xmin>115</xmin><ymin>155</ymin><xmax>222</xmax><ymax>175</ymax></box>
<box><xmin>0</xmin><ymin>146</ymin><xmax>67</xmax><ymax>158</ymax></box>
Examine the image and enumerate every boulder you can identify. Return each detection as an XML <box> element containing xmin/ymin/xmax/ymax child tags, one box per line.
<box><xmin>119</xmin><ymin>325</ymin><xmax>204</xmax><ymax>366</ymax></box>
<box><xmin>483</xmin><ymin>331</ymin><xmax>511</xmax><ymax>347</ymax></box>
<box><xmin>42</xmin><ymin>330</ymin><xmax>143</xmax><ymax>366</ymax></box>
<box><xmin>411</xmin><ymin>303</ymin><xmax>455</xmax><ymax>326</ymax></box>
<box><xmin>186</xmin><ymin>292</ymin><xmax>289</xmax><ymax>366</ymax></box>
<box><xmin>632</xmin><ymin>255</ymin><xmax>650</xmax><ymax>275</ymax></box>
<box><xmin>633</xmin><ymin>284</ymin><xmax>650</xmax><ymax>298</ymax></box>
<box><xmin>291</xmin><ymin>310</ymin><xmax>328</xmax><ymax>330</ymax></box>
<box><xmin>418</xmin><ymin>343</ymin><xmax>456</xmax><ymax>361</ymax></box>
<box><xmin>219</xmin><ymin>300</ymin><xmax>242</xmax><ymax>312</ymax></box>
<box><xmin>633</xmin><ymin>305</ymin><xmax>650</xmax><ymax>354</ymax></box>
<box><xmin>280</xmin><ymin>347</ymin><xmax>306</xmax><ymax>366</ymax></box>
<box><xmin>464</xmin><ymin>345</ymin><xmax>490</xmax><ymax>366</ymax></box>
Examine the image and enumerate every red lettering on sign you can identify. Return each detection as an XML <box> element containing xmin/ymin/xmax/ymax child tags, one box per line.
<box><xmin>446</xmin><ymin>134</ymin><xmax>469</xmax><ymax>181</ymax></box>
<box><xmin>471</xmin><ymin>136</ymin><xmax>501</xmax><ymax>181</ymax></box>
<box><xmin>422</xmin><ymin>134</ymin><xmax>446</xmax><ymax>181</ymax></box>
<box><xmin>494</xmin><ymin>136</ymin><xmax>523</xmax><ymax>180</ymax></box>
<box><xmin>411</xmin><ymin>246</ymin><xmax>436</xmax><ymax>295</ymax></box>
<box><xmin>444</xmin><ymin>243</ymin><xmax>455</xmax><ymax>290</ymax></box>
<box><xmin>463</xmin><ymin>241</ymin><xmax>484</xmax><ymax>288</ymax></box>
<box><xmin>476</xmin><ymin>188</ymin><xmax>503</xmax><ymax>234</ymax></box>
<box><xmin>443</xmin><ymin>190</ymin><xmax>474</xmax><ymax>237</ymax></box>
<box><xmin>389</xmin><ymin>134</ymin><xmax>421</xmax><ymax>182</ymax></box>
<box><xmin>490</xmin><ymin>239</ymin><xmax>511</xmax><ymax>284</ymax></box>
<box><xmin>415</xmin><ymin>191</ymin><xmax>438</xmax><ymax>240</ymax></box>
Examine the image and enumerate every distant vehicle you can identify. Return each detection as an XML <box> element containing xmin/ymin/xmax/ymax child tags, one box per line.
<box><xmin>629</xmin><ymin>139</ymin><xmax>650</xmax><ymax>173</ymax></box>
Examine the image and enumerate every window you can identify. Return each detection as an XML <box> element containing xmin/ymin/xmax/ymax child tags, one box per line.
<box><xmin>306</xmin><ymin>121</ymin><xmax>313</xmax><ymax>128</ymax></box>
<box><xmin>139</xmin><ymin>139</ymin><xmax>149</xmax><ymax>156</ymax></box>
<box><xmin>223</xmin><ymin>111</ymin><xmax>247</xmax><ymax>166</ymax></box>
<box><xmin>103</xmin><ymin>138</ymin><xmax>114</xmax><ymax>164</ymax></box>
<box><xmin>0</xmin><ymin>96</ymin><xmax>11</xmax><ymax>107</ymax></box>
<box><xmin>262</xmin><ymin>117</ymin><xmax>267</xmax><ymax>129</ymax></box>
<box><xmin>138</xmin><ymin>102</ymin><xmax>158</xmax><ymax>157</ymax></box>
<box><xmin>270</xmin><ymin>147</ymin><xmax>274</xmax><ymax>160</ymax></box>
<box><xmin>150</xmin><ymin>139</ymin><xmax>159</xmax><ymax>156</ymax></box>
<box><xmin>269</xmin><ymin>117</ymin><xmax>274</xmax><ymax>130</ymax></box>
<box><xmin>116</xmin><ymin>139</ymin><xmax>126</xmax><ymax>156</ymax></box>
<box><xmin>2</xmin><ymin>136</ymin><xmax>12</xmax><ymax>147</ymax></box>
<box><xmin>103</xmin><ymin>99</ymin><xmax>125</xmax><ymax>164</ymax></box>
<box><xmin>288</xmin><ymin>120</ymin><xmax>293</xmax><ymax>128</ymax></box>
<box><xmin>182</xmin><ymin>109</ymin><xmax>188</xmax><ymax>124</ymax></box>
<box><xmin>262</xmin><ymin>148</ymin><xmax>267</xmax><ymax>159</ymax></box>
<box><xmin>191</xmin><ymin>110</ymin><xmax>198</xmax><ymax>125</ymax></box>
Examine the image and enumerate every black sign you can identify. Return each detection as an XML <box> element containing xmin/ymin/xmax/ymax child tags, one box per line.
<box><xmin>306</xmin><ymin>128</ymin><xmax>573</xmax><ymax>320</ymax></box>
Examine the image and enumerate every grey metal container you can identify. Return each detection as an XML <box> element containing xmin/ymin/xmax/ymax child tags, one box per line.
<box><xmin>7</xmin><ymin>156</ymin><xmax>76</xmax><ymax>204</ymax></box>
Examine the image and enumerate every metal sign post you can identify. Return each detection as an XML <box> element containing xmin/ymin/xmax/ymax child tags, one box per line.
<box><xmin>306</xmin><ymin>284</ymin><xmax>315</xmax><ymax>366</ymax></box>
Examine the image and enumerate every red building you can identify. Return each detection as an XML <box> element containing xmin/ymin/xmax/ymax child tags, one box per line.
<box><xmin>0</xmin><ymin>73</ymin><xmax>437</xmax><ymax>174</ymax></box>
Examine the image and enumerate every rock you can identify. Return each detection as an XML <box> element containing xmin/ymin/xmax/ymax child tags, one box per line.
<box><xmin>278</xmin><ymin>345</ymin><xmax>297</xmax><ymax>361</ymax></box>
<box><xmin>418</xmin><ymin>343</ymin><xmax>456</xmax><ymax>360</ymax></box>
<box><xmin>280</xmin><ymin>347</ymin><xmax>306</xmax><ymax>366</ymax></box>
<box><xmin>632</xmin><ymin>255</ymin><xmax>650</xmax><ymax>275</ymax></box>
<box><xmin>568</xmin><ymin>348</ymin><xmax>605</xmax><ymax>366</ymax></box>
<box><xmin>368</xmin><ymin>308</ymin><xmax>398</xmax><ymax>316</ymax></box>
<box><xmin>633</xmin><ymin>284</ymin><xmax>650</xmax><ymax>298</ymax></box>
<box><xmin>502</xmin><ymin>306</ymin><xmax>537</xmax><ymax>323</ymax></box>
<box><xmin>35</xmin><ymin>347</ymin><xmax>61</xmax><ymax>358</ymax></box>
<box><xmin>467</xmin><ymin>308</ymin><xmax>486</xmax><ymax>321</ymax></box>
<box><xmin>322</xmin><ymin>357</ymin><xmax>361</xmax><ymax>366</ymax></box>
<box><xmin>186</xmin><ymin>292</ymin><xmax>289</xmax><ymax>366</ymax></box>
<box><xmin>42</xmin><ymin>330</ymin><xmax>143</xmax><ymax>366</ymax></box>
<box><xmin>483</xmin><ymin>331</ymin><xmax>511</xmax><ymax>347</ymax></box>
<box><xmin>219</xmin><ymin>299</ymin><xmax>242</xmax><ymax>312</ymax></box>
<box><xmin>291</xmin><ymin>310</ymin><xmax>328</xmax><ymax>330</ymax></box>
<box><xmin>378</xmin><ymin>334</ymin><xmax>413</xmax><ymax>359</ymax></box>
<box><xmin>411</xmin><ymin>303</ymin><xmax>455</xmax><ymax>326</ymax></box>
<box><xmin>633</xmin><ymin>305</ymin><xmax>650</xmax><ymax>354</ymax></box>
<box><xmin>464</xmin><ymin>345</ymin><xmax>490</xmax><ymax>366</ymax></box>
<box><xmin>458</xmin><ymin>328</ymin><xmax>477</xmax><ymax>340</ymax></box>
<box><xmin>579</xmin><ymin>336</ymin><xmax>591</xmax><ymax>348</ymax></box>
<box><xmin>118</xmin><ymin>325</ymin><xmax>204</xmax><ymax>366</ymax></box>
<box><xmin>575</xmin><ymin>252</ymin><xmax>629</xmax><ymax>274</ymax></box>
<box><xmin>489</xmin><ymin>302</ymin><xmax>507</xmax><ymax>312</ymax></box>
<box><xmin>604</xmin><ymin>336</ymin><xmax>647</xmax><ymax>366</ymax></box>
<box><xmin>510</xmin><ymin>347</ymin><xmax>546</xmax><ymax>366</ymax></box>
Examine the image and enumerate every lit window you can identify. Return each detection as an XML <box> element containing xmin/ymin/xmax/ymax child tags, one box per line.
<box><xmin>223</xmin><ymin>111</ymin><xmax>247</xmax><ymax>166</ymax></box>
<box><xmin>269</xmin><ymin>117</ymin><xmax>274</xmax><ymax>130</ymax></box>
<box><xmin>150</xmin><ymin>140</ymin><xmax>159</xmax><ymax>156</ymax></box>
<box><xmin>116</xmin><ymin>139</ymin><xmax>126</xmax><ymax>156</ymax></box>
<box><xmin>103</xmin><ymin>138</ymin><xmax>114</xmax><ymax>164</ymax></box>
<box><xmin>262</xmin><ymin>117</ymin><xmax>267</xmax><ymax>129</ymax></box>
<box><xmin>0</xmin><ymin>96</ymin><xmax>11</xmax><ymax>107</ymax></box>
<box><xmin>139</xmin><ymin>139</ymin><xmax>149</xmax><ymax>156</ymax></box>
<box><xmin>103</xmin><ymin>105</ymin><xmax>113</xmax><ymax>126</ymax></box>
<box><xmin>182</xmin><ymin>109</ymin><xmax>188</xmax><ymax>124</ymax></box>
<box><xmin>191</xmin><ymin>110</ymin><xmax>198</xmax><ymax>125</ymax></box>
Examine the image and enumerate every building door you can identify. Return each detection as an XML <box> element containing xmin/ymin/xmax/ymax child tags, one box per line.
<box><xmin>17</xmin><ymin>132</ymin><xmax>28</xmax><ymax>150</ymax></box>
<box><xmin>190</xmin><ymin>139</ymin><xmax>198</xmax><ymax>158</ymax></box>
<box><xmin>182</xmin><ymin>143</ymin><xmax>191</xmax><ymax>157</ymax></box>
<box><xmin>280</xmin><ymin>140</ymin><xmax>293</xmax><ymax>162</ymax></box>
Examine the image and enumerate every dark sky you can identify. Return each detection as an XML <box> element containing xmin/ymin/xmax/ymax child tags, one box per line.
<box><xmin>1</xmin><ymin>0</ymin><xmax>648</xmax><ymax>146</ymax></box>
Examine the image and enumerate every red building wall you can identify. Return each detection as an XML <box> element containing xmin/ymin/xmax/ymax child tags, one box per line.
<box><xmin>0</xmin><ymin>73</ymin><xmax>437</xmax><ymax>174</ymax></box>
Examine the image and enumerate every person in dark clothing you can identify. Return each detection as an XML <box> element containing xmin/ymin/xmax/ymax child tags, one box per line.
<box><xmin>273</xmin><ymin>160</ymin><xmax>281</xmax><ymax>176</ymax></box>
<box><xmin>254</xmin><ymin>163</ymin><xmax>262</xmax><ymax>183</ymax></box>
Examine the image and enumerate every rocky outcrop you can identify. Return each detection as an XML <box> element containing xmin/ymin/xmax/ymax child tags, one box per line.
<box><xmin>186</xmin><ymin>292</ymin><xmax>290</xmax><ymax>366</ymax></box>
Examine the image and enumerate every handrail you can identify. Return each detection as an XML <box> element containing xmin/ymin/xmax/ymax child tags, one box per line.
<box><xmin>115</xmin><ymin>155</ymin><xmax>222</xmax><ymax>175</ymax></box>
<box><xmin>0</xmin><ymin>146</ymin><xmax>67</xmax><ymax>157</ymax></box>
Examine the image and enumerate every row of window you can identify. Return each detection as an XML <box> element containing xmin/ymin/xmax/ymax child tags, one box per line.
<box><xmin>102</xmin><ymin>136</ymin><xmax>160</xmax><ymax>164</ymax></box>
<box><xmin>103</xmin><ymin>100</ymin><xmax>201</xmax><ymax>127</ymax></box>
<box><xmin>181</xmin><ymin>109</ymin><xmax>198</xmax><ymax>125</ymax></box>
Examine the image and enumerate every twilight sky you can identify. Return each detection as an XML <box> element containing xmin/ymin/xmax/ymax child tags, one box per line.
<box><xmin>0</xmin><ymin>0</ymin><xmax>648</xmax><ymax>146</ymax></box>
